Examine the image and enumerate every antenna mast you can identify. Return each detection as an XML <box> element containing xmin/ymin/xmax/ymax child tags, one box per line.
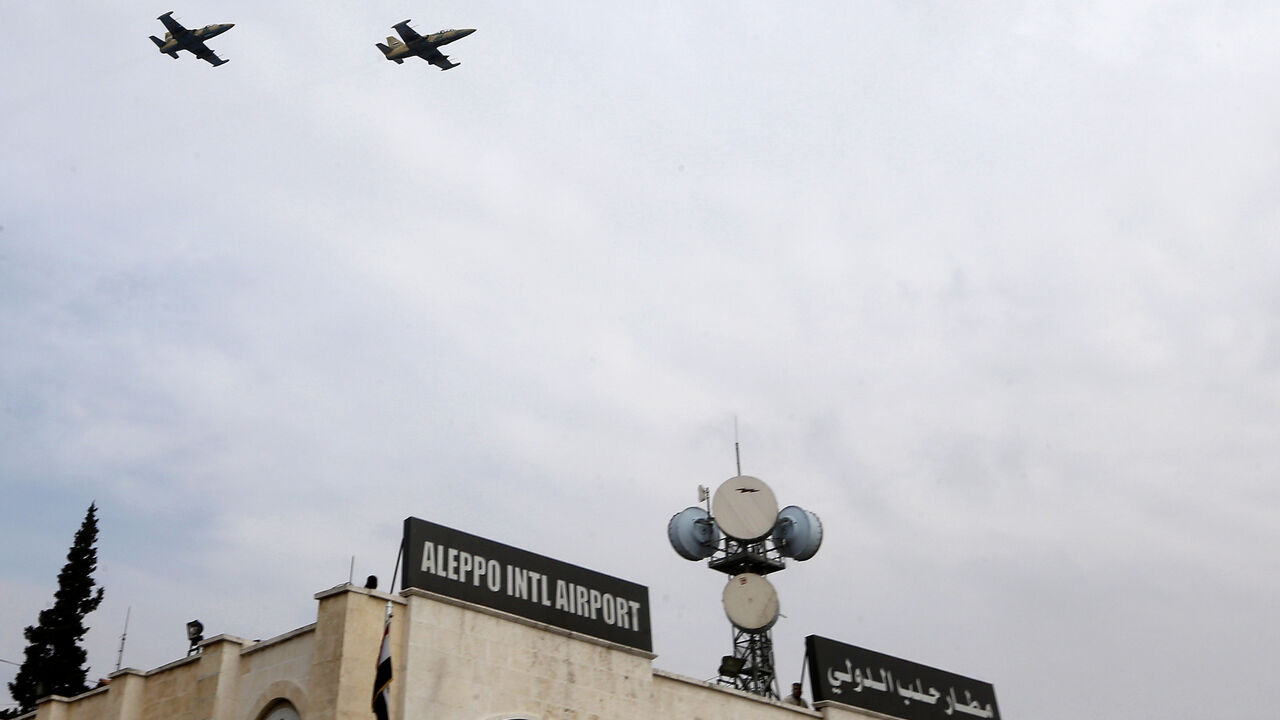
<box><xmin>115</xmin><ymin>607</ymin><xmax>131</xmax><ymax>672</ymax></box>
<box><xmin>734</xmin><ymin>416</ymin><xmax>742</xmax><ymax>476</ymax></box>
<box><xmin>667</xmin><ymin>450</ymin><xmax>826</xmax><ymax>701</ymax></box>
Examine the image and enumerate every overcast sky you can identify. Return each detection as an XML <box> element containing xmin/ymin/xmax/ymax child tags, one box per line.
<box><xmin>4</xmin><ymin>2</ymin><xmax>1280</xmax><ymax>718</ymax></box>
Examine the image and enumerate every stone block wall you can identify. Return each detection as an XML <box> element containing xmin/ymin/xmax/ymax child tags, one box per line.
<box><xmin>22</xmin><ymin>585</ymin><xmax>884</xmax><ymax>720</ymax></box>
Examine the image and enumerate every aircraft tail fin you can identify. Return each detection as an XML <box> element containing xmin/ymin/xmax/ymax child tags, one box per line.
<box><xmin>376</xmin><ymin>42</ymin><xmax>404</xmax><ymax>63</ymax></box>
<box><xmin>150</xmin><ymin>35</ymin><xmax>179</xmax><ymax>58</ymax></box>
<box><xmin>386</xmin><ymin>36</ymin><xmax>402</xmax><ymax>47</ymax></box>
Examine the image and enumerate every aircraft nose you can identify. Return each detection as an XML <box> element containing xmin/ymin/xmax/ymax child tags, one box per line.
<box><xmin>457</xmin><ymin>28</ymin><xmax>476</xmax><ymax>37</ymax></box>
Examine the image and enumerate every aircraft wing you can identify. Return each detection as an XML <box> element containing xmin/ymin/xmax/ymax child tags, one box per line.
<box><xmin>393</xmin><ymin>22</ymin><xmax>421</xmax><ymax>43</ymax></box>
<box><xmin>421</xmin><ymin>46</ymin><xmax>457</xmax><ymax>70</ymax></box>
<box><xmin>191</xmin><ymin>42</ymin><xmax>226</xmax><ymax>66</ymax></box>
<box><xmin>159</xmin><ymin>12</ymin><xmax>189</xmax><ymax>36</ymax></box>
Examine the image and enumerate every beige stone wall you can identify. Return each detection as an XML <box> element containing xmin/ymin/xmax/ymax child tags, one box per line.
<box><xmin>23</xmin><ymin>585</ymin><xmax>884</xmax><ymax>720</ymax></box>
<box><xmin>308</xmin><ymin>586</ymin><xmax>404</xmax><ymax>720</ymax></box>
<box><xmin>37</xmin><ymin>686</ymin><xmax>109</xmax><ymax>720</ymax></box>
<box><xmin>235</xmin><ymin>625</ymin><xmax>316</xmax><ymax>720</ymax></box>
<box><xmin>817</xmin><ymin>702</ymin><xmax>897</xmax><ymax>720</ymax></box>
<box><xmin>398</xmin><ymin>591</ymin><xmax>654</xmax><ymax>720</ymax></box>
<box><xmin>651</xmin><ymin>670</ymin><xmax>821</xmax><ymax>720</ymax></box>
<box><xmin>138</xmin><ymin>655</ymin><xmax>201</xmax><ymax>719</ymax></box>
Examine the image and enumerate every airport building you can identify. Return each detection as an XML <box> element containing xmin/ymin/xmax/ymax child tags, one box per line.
<box><xmin>17</xmin><ymin>511</ymin><xmax>1000</xmax><ymax>720</ymax></box>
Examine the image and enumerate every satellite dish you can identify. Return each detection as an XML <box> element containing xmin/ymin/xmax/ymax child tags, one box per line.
<box><xmin>668</xmin><ymin>506</ymin><xmax>721</xmax><ymax>560</ymax></box>
<box><xmin>773</xmin><ymin>505</ymin><xmax>823</xmax><ymax>561</ymax></box>
<box><xmin>721</xmin><ymin>573</ymin><xmax>779</xmax><ymax>633</ymax></box>
<box><xmin>712</xmin><ymin>476</ymin><xmax>779</xmax><ymax>542</ymax></box>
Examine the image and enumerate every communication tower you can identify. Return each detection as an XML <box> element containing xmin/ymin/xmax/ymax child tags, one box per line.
<box><xmin>668</xmin><ymin>475</ymin><xmax>823</xmax><ymax>699</ymax></box>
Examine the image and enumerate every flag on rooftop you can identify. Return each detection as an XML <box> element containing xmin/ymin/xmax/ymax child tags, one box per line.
<box><xmin>372</xmin><ymin>609</ymin><xmax>392</xmax><ymax>720</ymax></box>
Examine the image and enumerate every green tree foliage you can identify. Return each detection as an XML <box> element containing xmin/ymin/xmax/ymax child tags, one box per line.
<box><xmin>8</xmin><ymin>504</ymin><xmax>105</xmax><ymax>713</ymax></box>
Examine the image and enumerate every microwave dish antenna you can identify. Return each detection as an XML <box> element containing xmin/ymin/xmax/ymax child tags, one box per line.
<box><xmin>773</xmin><ymin>505</ymin><xmax>824</xmax><ymax>561</ymax></box>
<box><xmin>722</xmin><ymin>573</ymin><xmax>780</xmax><ymax>633</ymax></box>
<box><xmin>712</xmin><ymin>475</ymin><xmax>778</xmax><ymax>542</ymax></box>
<box><xmin>668</xmin><ymin>506</ymin><xmax>720</xmax><ymax>560</ymax></box>
<box><xmin>666</xmin><ymin>464</ymin><xmax>823</xmax><ymax>701</ymax></box>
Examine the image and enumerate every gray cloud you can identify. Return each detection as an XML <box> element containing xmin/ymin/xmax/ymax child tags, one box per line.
<box><xmin>3</xmin><ymin>2</ymin><xmax>1279</xmax><ymax>718</ymax></box>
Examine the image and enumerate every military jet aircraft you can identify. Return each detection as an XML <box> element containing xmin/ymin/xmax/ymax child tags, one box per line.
<box><xmin>149</xmin><ymin>11</ymin><xmax>235</xmax><ymax>67</ymax></box>
<box><xmin>377</xmin><ymin>21</ymin><xmax>475</xmax><ymax>70</ymax></box>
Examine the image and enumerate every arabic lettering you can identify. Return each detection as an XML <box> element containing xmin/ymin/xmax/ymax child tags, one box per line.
<box><xmin>827</xmin><ymin>661</ymin><xmax>948</xmax><ymax>705</ymax></box>
<box><xmin>827</xmin><ymin>659</ymin><xmax>854</xmax><ymax>695</ymax></box>
<box><xmin>945</xmin><ymin>688</ymin><xmax>994</xmax><ymax>718</ymax></box>
<box><xmin>895</xmin><ymin>678</ymin><xmax>942</xmax><ymax>705</ymax></box>
<box><xmin>862</xmin><ymin>668</ymin><xmax>890</xmax><ymax>692</ymax></box>
<box><xmin>826</xmin><ymin>660</ymin><xmax>997</xmax><ymax>717</ymax></box>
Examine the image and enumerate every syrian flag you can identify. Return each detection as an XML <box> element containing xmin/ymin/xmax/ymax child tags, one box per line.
<box><xmin>372</xmin><ymin>610</ymin><xmax>392</xmax><ymax>720</ymax></box>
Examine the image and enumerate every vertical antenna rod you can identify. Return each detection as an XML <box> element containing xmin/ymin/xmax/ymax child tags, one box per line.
<box><xmin>115</xmin><ymin>606</ymin><xmax>131</xmax><ymax>672</ymax></box>
<box><xmin>734</xmin><ymin>415</ymin><xmax>742</xmax><ymax>476</ymax></box>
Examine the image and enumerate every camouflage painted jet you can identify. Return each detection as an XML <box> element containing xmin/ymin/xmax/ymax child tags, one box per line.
<box><xmin>377</xmin><ymin>21</ymin><xmax>475</xmax><ymax>70</ymax></box>
<box><xmin>149</xmin><ymin>12</ymin><xmax>235</xmax><ymax>67</ymax></box>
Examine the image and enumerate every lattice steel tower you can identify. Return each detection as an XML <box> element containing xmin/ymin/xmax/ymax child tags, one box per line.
<box><xmin>668</xmin><ymin>475</ymin><xmax>823</xmax><ymax>699</ymax></box>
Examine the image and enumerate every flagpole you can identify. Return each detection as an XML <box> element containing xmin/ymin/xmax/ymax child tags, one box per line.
<box><xmin>373</xmin><ymin>539</ymin><xmax>401</xmax><ymax>720</ymax></box>
<box><xmin>387</xmin><ymin>538</ymin><xmax>403</xmax><ymax>619</ymax></box>
<box><xmin>389</xmin><ymin>538</ymin><xmax>403</xmax><ymax>598</ymax></box>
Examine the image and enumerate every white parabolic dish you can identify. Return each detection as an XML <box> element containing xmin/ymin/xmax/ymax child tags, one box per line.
<box><xmin>722</xmin><ymin>572</ymin><xmax>780</xmax><ymax>632</ymax></box>
<box><xmin>712</xmin><ymin>475</ymin><xmax>779</xmax><ymax>541</ymax></box>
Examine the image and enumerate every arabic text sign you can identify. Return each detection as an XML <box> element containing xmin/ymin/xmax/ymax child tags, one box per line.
<box><xmin>401</xmin><ymin>517</ymin><xmax>652</xmax><ymax>652</ymax></box>
<box><xmin>807</xmin><ymin>635</ymin><xmax>1000</xmax><ymax>720</ymax></box>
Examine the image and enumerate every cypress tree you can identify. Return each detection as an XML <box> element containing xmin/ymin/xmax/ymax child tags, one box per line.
<box><xmin>8</xmin><ymin>504</ymin><xmax>105</xmax><ymax>713</ymax></box>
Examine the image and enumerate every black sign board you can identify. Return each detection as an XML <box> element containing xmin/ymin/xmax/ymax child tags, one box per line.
<box><xmin>807</xmin><ymin>635</ymin><xmax>1000</xmax><ymax>720</ymax></box>
<box><xmin>401</xmin><ymin>517</ymin><xmax>652</xmax><ymax>652</ymax></box>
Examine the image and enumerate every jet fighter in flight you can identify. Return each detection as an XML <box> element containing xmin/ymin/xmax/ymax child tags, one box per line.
<box><xmin>377</xmin><ymin>21</ymin><xmax>475</xmax><ymax>70</ymax></box>
<box><xmin>149</xmin><ymin>11</ymin><xmax>235</xmax><ymax>67</ymax></box>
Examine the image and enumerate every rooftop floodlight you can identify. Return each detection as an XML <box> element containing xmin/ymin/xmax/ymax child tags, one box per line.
<box><xmin>718</xmin><ymin>655</ymin><xmax>746</xmax><ymax>677</ymax></box>
<box><xmin>186</xmin><ymin>620</ymin><xmax>204</xmax><ymax>655</ymax></box>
